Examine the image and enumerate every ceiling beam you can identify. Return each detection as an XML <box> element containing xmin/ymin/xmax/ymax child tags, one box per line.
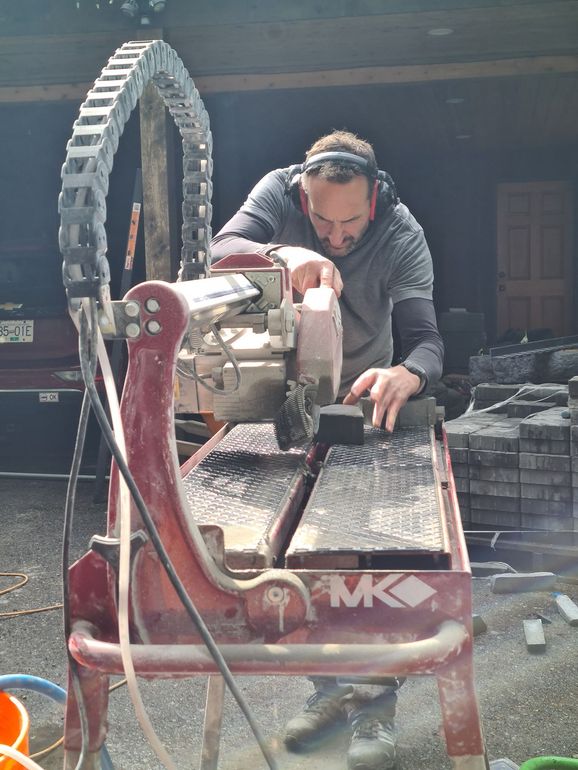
<box><xmin>2</xmin><ymin>55</ymin><xmax>578</xmax><ymax>104</ymax></box>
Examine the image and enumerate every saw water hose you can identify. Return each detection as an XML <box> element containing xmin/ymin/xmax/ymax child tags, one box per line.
<box><xmin>520</xmin><ymin>760</ymin><xmax>578</xmax><ymax>769</ymax></box>
<box><xmin>0</xmin><ymin>675</ymin><xmax>114</xmax><ymax>770</ymax></box>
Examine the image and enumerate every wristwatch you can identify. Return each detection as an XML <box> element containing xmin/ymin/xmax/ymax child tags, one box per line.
<box><xmin>400</xmin><ymin>360</ymin><xmax>428</xmax><ymax>394</ymax></box>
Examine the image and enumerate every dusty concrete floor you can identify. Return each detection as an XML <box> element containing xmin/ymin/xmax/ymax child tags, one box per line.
<box><xmin>1</xmin><ymin>477</ymin><xmax>578</xmax><ymax>770</ymax></box>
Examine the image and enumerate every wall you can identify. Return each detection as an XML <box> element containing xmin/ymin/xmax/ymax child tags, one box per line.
<box><xmin>205</xmin><ymin>87</ymin><xmax>578</xmax><ymax>343</ymax></box>
<box><xmin>1</xmin><ymin>88</ymin><xmax>577</xmax><ymax>346</ymax></box>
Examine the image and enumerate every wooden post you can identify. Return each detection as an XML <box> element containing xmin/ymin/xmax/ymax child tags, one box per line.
<box><xmin>139</xmin><ymin>81</ymin><xmax>180</xmax><ymax>281</ymax></box>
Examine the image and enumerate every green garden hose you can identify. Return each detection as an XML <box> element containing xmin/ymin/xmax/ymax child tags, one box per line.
<box><xmin>520</xmin><ymin>758</ymin><xmax>578</xmax><ymax>770</ymax></box>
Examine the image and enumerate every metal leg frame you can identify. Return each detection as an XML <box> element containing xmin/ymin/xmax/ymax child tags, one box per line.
<box><xmin>437</xmin><ymin>654</ymin><xmax>488</xmax><ymax>770</ymax></box>
<box><xmin>200</xmin><ymin>675</ymin><xmax>226</xmax><ymax>770</ymax></box>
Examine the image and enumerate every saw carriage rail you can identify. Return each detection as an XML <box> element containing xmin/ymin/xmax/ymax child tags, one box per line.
<box><xmin>58</xmin><ymin>40</ymin><xmax>487</xmax><ymax>770</ymax></box>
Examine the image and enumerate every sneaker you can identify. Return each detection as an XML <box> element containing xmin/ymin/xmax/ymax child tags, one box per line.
<box><xmin>284</xmin><ymin>688</ymin><xmax>351</xmax><ymax>753</ymax></box>
<box><xmin>347</xmin><ymin>712</ymin><xmax>397</xmax><ymax>770</ymax></box>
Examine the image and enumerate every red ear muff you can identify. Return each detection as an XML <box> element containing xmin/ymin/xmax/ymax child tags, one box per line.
<box><xmin>299</xmin><ymin>185</ymin><xmax>309</xmax><ymax>216</ymax></box>
<box><xmin>369</xmin><ymin>179</ymin><xmax>378</xmax><ymax>221</ymax></box>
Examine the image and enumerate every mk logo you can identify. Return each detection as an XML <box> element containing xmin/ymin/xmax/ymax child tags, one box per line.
<box><xmin>329</xmin><ymin>574</ymin><xmax>437</xmax><ymax>608</ymax></box>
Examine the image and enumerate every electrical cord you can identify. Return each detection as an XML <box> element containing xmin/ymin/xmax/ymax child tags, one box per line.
<box><xmin>0</xmin><ymin>572</ymin><xmax>28</xmax><ymax>595</ymax></box>
<box><xmin>77</xmin><ymin>302</ymin><xmax>278</xmax><ymax>770</ymax></box>
<box><xmin>0</xmin><ymin>604</ymin><xmax>63</xmax><ymax>619</ymax></box>
<box><xmin>62</xmin><ymin>309</ymin><xmax>100</xmax><ymax>770</ymax></box>
<box><xmin>0</xmin><ymin>571</ymin><xmax>63</xmax><ymax>618</ymax></box>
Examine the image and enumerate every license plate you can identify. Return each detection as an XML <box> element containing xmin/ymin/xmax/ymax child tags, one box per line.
<box><xmin>0</xmin><ymin>319</ymin><xmax>34</xmax><ymax>343</ymax></box>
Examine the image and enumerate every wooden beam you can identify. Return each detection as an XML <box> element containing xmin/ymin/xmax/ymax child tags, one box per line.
<box><xmin>191</xmin><ymin>55</ymin><xmax>578</xmax><ymax>93</ymax></box>
<box><xmin>139</xmin><ymin>82</ymin><xmax>179</xmax><ymax>282</ymax></box>
<box><xmin>2</xmin><ymin>55</ymin><xmax>578</xmax><ymax>103</ymax></box>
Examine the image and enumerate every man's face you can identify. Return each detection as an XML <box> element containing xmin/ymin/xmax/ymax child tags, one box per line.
<box><xmin>303</xmin><ymin>174</ymin><xmax>372</xmax><ymax>258</ymax></box>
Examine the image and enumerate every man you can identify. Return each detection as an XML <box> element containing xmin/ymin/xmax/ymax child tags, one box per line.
<box><xmin>211</xmin><ymin>130</ymin><xmax>444</xmax><ymax>770</ymax></box>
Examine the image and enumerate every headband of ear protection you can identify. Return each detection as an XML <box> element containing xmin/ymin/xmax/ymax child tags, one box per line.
<box><xmin>285</xmin><ymin>150</ymin><xmax>398</xmax><ymax>221</ymax></box>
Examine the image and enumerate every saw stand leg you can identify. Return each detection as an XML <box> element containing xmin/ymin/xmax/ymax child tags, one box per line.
<box><xmin>437</xmin><ymin>656</ymin><xmax>489</xmax><ymax>770</ymax></box>
<box><xmin>199</xmin><ymin>675</ymin><xmax>226</xmax><ymax>770</ymax></box>
<box><xmin>63</xmin><ymin>666</ymin><xmax>109</xmax><ymax>770</ymax></box>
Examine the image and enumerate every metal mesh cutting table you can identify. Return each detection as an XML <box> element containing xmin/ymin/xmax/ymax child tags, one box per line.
<box><xmin>285</xmin><ymin>426</ymin><xmax>449</xmax><ymax>569</ymax></box>
<box><xmin>183</xmin><ymin>423</ymin><xmax>449</xmax><ymax>571</ymax></box>
<box><xmin>182</xmin><ymin>423</ymin><xmax>307</xmax><ymax>568</ymax></box>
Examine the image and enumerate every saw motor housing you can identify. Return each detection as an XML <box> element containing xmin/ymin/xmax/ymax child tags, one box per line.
<box><xmin>174</xmin><ymin>253</ymin><xmax>343</xmax><ymax>422</ymax></box>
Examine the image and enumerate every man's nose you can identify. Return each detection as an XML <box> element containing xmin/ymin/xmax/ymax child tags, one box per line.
<box><xmin>328</xmin><ymin>222</ymin><xmax>345</xmax><ymax>245</ymax></box>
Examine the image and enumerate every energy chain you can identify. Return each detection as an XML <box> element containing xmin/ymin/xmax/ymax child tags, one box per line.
<box><xmin>59</xmin><ymin>39</ymin><xmax>213</xmax><ymax>313</ymax></box>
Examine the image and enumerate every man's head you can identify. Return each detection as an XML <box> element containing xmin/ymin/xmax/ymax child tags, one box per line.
<box><xmin>301</xmin><ymin>131</ymin><xmax>378</xmax><ymax>258</ymax></box>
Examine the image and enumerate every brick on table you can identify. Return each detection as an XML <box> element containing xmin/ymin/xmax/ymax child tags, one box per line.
<box><xmin>469</xmin><ymin>509</ymin><xmax>521</xmax><ymax>528</ymax></box>
<box><xmin>396</xmin><ymin>396</ymin><xmax>437</xmax><ymax>426</ymax></box>
<box><xmin>521</xmin><ymin>513</ymin><xmax>576</xmax><ymax>531</ymax></box>
<box><xmin>518</xmin><ymin>383</ymin><xmax>568</xmax><ymax>404</ymax></box>
<box><xmin>521</xmin><ymin>498</ymin><xmax>571</xmax><ymax>515</ymax></box>
<box><xmin>469</xmin><ymin>449</ymin><xmax>519</xmax><ymax>468</ymax></box>
<box><xmin>519</xmin><ymin>406</ymin><xmax>571</xmax><ymax>439</ymax></box>
<box><xmin>470</xmin><ymin>479</ymin><xmax>520</xmax><ymax>497</ymax></box>
<box><xmin>473</xmin><ymin>383</ymin><xmax>521</xmax><ymax>402</ymax></box>
<box><xmin>471</xmin><ymin>494</ymin><xmax>520</xmax><ymax>512</ymax></box>
<box><xmin>469</xmin><ymin>466</ymin><xmax>520</xmax><ymax>483</ymax></box>
<box><xmin>520</xmin><ymin>469</ymin><xmax>571</xmax><ymax>486</ymax></box>
<box><xmin>507</xmin><ymin>400</ymin><xmax>556</xmax><ymax>418</ymax></box>
<box><xmin>444</xmin><ymin>413</ymin><xmax>502</xmax><ymax>448</ymax></box>
<box><xmin>521</xmin><ymin>483</ymin><xmax>572</xmax><ymax>502</ymax></box>
<box><xmin>520</xmin><ymin>437</ymin><xmax>570</xmax><ymax>455</ymax></box>
<box><xmin>519</xmin><ymin>452</ymin><xmax>571</xmax><ymax>472</ymax></box>
<box><xmin>469</xmin><ymin>419</ymin><xmax>521</xmax><ymax>453</ymax></box>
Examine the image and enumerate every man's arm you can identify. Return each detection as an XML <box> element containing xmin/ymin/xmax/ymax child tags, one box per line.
<box><xmin>344</xmin><ymin>298</ymin><xmax>443</xmax><ymax>431</ymax></box>
<box><xmin>393</xmin><ymin>296</ymin><xmax>444</xmax><ymax>389</ymax></box>
<box><xmin>211</xmin><ymin>176</ymin><xmax>343</xmax><ymax>294</ymax></box>
<box><xmin>211</xmin><ymin>209</ymin><xmax>276</xmax><ymax>259</ymax></box>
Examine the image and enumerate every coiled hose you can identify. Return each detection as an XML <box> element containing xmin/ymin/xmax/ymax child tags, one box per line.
<box><xmin>0</xmin><ymin>676</ymin><xmax>114</xmax><ymax>770</ymax></box>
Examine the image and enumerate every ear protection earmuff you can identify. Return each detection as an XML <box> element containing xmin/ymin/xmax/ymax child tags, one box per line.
<box><xmin>285</xmin><ymin>151</ymin><xmax>398</xmax><ymax>221</ymax></box>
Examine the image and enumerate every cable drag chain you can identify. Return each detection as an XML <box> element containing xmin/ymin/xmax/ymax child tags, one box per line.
<box><xmin>59</xmin><ymin>40</ymin><xmax>213</xmax><ymax>309</ymax></box>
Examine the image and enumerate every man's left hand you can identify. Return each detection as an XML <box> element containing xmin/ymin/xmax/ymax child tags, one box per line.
<box><xmin>342</xmin><ymin>365</ymin><xmax>422</xmax><ymax>432</ymax></box>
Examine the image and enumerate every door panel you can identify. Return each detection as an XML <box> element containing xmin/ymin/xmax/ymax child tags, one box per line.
<box><xmin>497</xmin><ymin>181</ymin><xmax>574</xmax><ymax>337</ymax></box>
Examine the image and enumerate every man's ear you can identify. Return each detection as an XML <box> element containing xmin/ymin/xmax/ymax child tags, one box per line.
<box><xmin>299</xmin><ymin>184</ymin><xmax>308</xmax><ymax>216</ymax></box>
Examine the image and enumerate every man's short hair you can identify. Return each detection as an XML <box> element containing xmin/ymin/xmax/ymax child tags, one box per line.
<box><xmin>304</xmin><ymin>130</ymin><xmax>378</xmax><ymax>185</ymax></box>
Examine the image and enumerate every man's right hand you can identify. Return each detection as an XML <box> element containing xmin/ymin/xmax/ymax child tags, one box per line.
<box><xmin>275</xmin><ymin>246</ymin><xmax>343</xmax><ymax>298</ymax></box>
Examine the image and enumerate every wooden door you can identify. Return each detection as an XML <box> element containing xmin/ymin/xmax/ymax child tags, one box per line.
<box><xmin>496</xmin><ymin>181</ymin><xmax>574</xmax><ymax>337</ymax></box>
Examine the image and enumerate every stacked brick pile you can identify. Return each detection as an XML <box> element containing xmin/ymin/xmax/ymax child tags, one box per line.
<box><xmin>445</xmin><ymin>381</ymin><xmax>576</xmax><ymax>532</ymax></box>
<box><xmin>571</xmin><ymin>377</ymin><xmax>578</xmax><ymax>519</ymax></box>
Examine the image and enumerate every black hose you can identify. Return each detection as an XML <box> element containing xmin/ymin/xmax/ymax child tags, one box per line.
<box><xmin>63</xmin><ymin>307</ymin><xmax>99</xmax><ymax>770</ymax></box>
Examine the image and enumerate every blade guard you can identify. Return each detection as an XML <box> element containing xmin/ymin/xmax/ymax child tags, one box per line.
<box><xmin>297</xmin><ymin>287</ymin><xmax>343</xmax><ymax>405</ymax></box>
